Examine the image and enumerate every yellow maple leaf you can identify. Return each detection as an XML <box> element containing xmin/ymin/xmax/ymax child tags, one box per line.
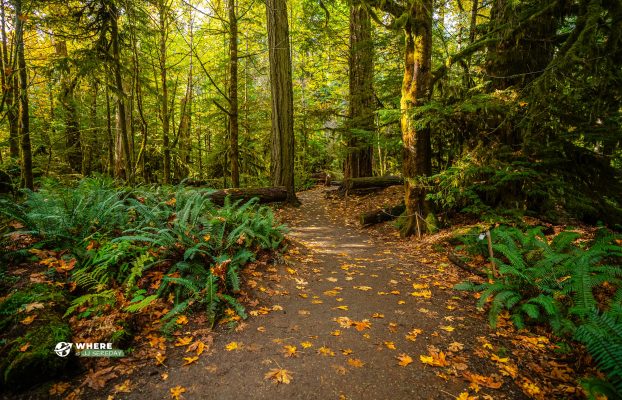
<box><xmin>331</xmin><ymin>330</ymin><xmax>342</xmax><ymax>336</ymax></box>
<box><xmin>335</xmin><ymin>305</ymin><xmax>349</xmax><ymax>311</ymax></box>
<box><xmin>176</xmin><ymin>315</ymin><xmax>188</xmax><ymax>325</ymax></box>
<box><xmin>405</xmin><ymin>328</ymin><xmax>423</xmax><ymax>341</ymax></box>
<box><xmin>384</xmin><ymin>341</ymin><xmax>396</xmax><ymax>350</ymax></box>
<box><xmin>155</xmin><ymin>352</ymin><xmax>166</xmax><ymax>366</ymax></box>
<box><xmin>301</xmin><ymin>341</ymin><xmax>313</xmax><ymax>349</ymax></box>
<box><xmin>20</xmin><ymin>315</ymin><xmax>36</xmax><ymax>325</ymax></box>
<box><xmin>175</xmin><ymin>337</ymin><xmax>193</xmax><ymax>347</ymax></box>
<box><xmin>347</xmin><ymin>358</ymin><xmax>364</xmax><ymax>368</ymax></box>
<box><xmin>353</xmin><ymin>319</ymin><xmax>371</xmax><ymax>331</ymax></box>
<box><xmin>491</xmin><ymin>354</ymin><xmax>509</xmax><ymax>363</ymax></box>
<box><xmin>419</xmin><ymin>351</ymin><xmax>449</xmax><ymax>367</ymax></box>
<box><xmin>169</xmin><ymin>385</ymin><xmax>186</xmax><ymax>400</ymax></box>
<box><xmin>186</xmin><ymin>341</ymin><xmax>205</xmax><ymax>355</ymax></box>
<box><xmin>283</xmin><ymin>345</ymin><xmax>297</xmax><ymax>357</ymax></box>
<box><xmin>371</xmin><ymin>313</ymin><xmax>384</xmax><ymax>318</ymax></box>
<box><xmin>397</xmin><ymin>353</ymin><xmax>413</xmax><ymax>366</ymax></box>
<box><xmin>182</xmin><ymin>356</ymin><xmax>198</xmax><ymax>366</ymax></box>
<box><xmin>113</xmin><ymin>379</ymin><xmax>131</xmax><ymax>393</ymax></box>
<box><xmin>440</xmin><ymin>325</ymin><xmax>455</xmax><ymax>332</ymax></box>
<box><xmin>341</xmin><ymin>348</ymin><xmax>354</xmax><ymax>355</ymax></box>
<box><xmin>412</xmin><ymin>283</ymin><xmax>428</xmax><ymax>289</ymax></box>
<box><xmin>225</xmin><ymin>342</ymin><xmax>239</xmax><ymax>351</ymax></box>
<box><xmin>148</xmin><ymin>335</ymin><xmax>166</xmax><ymax>350</ymax></box>
<box><xmin>264</xmin><ymin>368</ymin><xmax>292</xmax><ymax>384</ymax></box>
<box><xmin>354</xmin><ymin>286</ymin><xmax>372</xmax><ymax>291</ymax></box>
<box><xmin>410</xmin><ymin>290</ymin><xmax>432</xmax><ymax>299</ymax></box>
<box><xmin>318</xmin><ymin>346</ymin><xmax>335</xmax><ymax>356</ymax></box>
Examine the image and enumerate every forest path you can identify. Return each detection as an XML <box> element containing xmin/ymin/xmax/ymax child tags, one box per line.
<box><xmin>119</xmin><ymin>187</ymin><xmax>525</xmax><ymax>400</ymax></box>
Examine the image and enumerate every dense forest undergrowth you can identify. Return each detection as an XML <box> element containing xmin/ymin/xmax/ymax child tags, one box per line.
<box><xmin>0</xmin><ymin>0</ymin><xmax>621</xmax><ymax>397</ymax></box>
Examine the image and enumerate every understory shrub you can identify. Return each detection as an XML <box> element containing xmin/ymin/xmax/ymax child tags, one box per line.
<box><xmin>455</xmin><ymin>226</ymin><xmax>622</xmax><ymax>396</ymax></box>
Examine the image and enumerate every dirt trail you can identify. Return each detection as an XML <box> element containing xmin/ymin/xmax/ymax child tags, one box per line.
<box><xmin>104</xmin><ymin>188</ymin><xmax>527</xmax><ymax>400</ymax></box>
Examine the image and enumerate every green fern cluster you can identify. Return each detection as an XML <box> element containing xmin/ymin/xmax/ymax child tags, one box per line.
<box><xmin>55</xmin><ymin>182</ymin><xmax>284</xmax><ymax>328</ymax></box>
<box><xmin>455</xmin><ymin>226</ymin><xmax>622</xmax><ymax>396</ymax></box>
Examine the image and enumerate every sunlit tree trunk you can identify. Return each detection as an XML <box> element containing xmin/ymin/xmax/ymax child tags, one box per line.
<box><xmin>266</xmin><ymin>0</ymin><xmax>297</xmax><ymax>203</ymax></box>
<box><xmin>15</xmin><ymin>0</ymin><xmax>32</xmax><ymax>189</ymax></box>
<box><xmin>400</xmin><ymin>0</ymin><xmax>433</xmax><ymax>237</ymax></box>
<box><xmin>110</xmin><ymin>2</ymin><xmax>132</xmax><ymax>183</ymax></box>
<box><xmin>228</xmin><ymin>0</ymin><xmax>240</xmax><ymax>187</ymax></box>
<box><xmin>1</xmin><ymin>0</ymin><xmax>17</xmax><ymax>159</ymax></box>
<box><xmin>157</xmin><ymin>0</ymin><xmax>171</xmax><ymax>184</ymax></box>
<box><xmin>345</xmin><ymin>1</ymin><xmax>374</xmax><ymax>179</ymax></box>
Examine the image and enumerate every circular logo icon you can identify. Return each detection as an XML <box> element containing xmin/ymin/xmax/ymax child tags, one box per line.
<box><xmin>54</xmin><ymin>342</ymin><xmax>72</xmax><ymax>357</ymax></box>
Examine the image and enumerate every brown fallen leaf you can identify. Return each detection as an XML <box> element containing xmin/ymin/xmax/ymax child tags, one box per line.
<box><xmin>264</xmin><ymin>368</ymin><xmax>292</xmax><ymax>384</ymax></box>
<box><xmin>187</xmin><ymin>341</ymin><xmax>206</xmax><ymax>356</ymax></box>
<box><xmin>49</xmin><ymin>382</ymin><xmax>70</xmax><ymax>396</ymax></box>
<box><xmin>19</xmin><ymin>342</ymin><xmax>31</xmax><ymax>352</ymax></box>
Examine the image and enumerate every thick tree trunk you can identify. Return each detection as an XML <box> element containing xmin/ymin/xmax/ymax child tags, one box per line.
<box><xmin>111</xmin><ymin>4</ymin><xmax>132</xmax><ymax>183</ymax></box>
<box><xmin>400</xmin><ymin>0</ymin><xmax>433</xmax><ymax>237</ymax></box>
<box><xmin>345</xmin><ymin>2</ymin><xmax>374</xmax><ymax>179</ymax></box>
<box><xmin>207</xmin><ymin>187</ymin><xmax>287</xmax><ymax>206</ymax></box>
<box><xmin>158</xmin><ymin>0</ymin><xmax>171</xmax><ymax>184</ymax></box>
<box><xmin>0</xmin><ymin>0</ymin><xmax>17</xmax><ymax>159</ymax></box>
<box><xmin>228</xmin><ymin>0</ymin><xmax>240</xmax><ymax>187</ymax></box>
<box><xmin>55</xmin><ymin>40</ymin><xmax>82</xmax><ymax>172</ymax></box>
<box><xmin>15</xmin><ymin>0</ymin><xmax>32</xmax><ymax>189</ymax></box>
<box><xmin>266</xmin><ymin>0</ymin><xmax>298</xmax><ymax>203</ymax></box>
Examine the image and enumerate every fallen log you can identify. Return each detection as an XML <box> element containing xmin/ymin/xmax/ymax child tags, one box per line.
<box><xmin>447</xmin><ymin>253</ymin><xmax>487</xmax><ymax>278</ymax></box>
<box><xmin>339</xmin><ymin>176</ymin><xmax>403</xmax><ymax>192</ymax></box>
<box><xmin>207</xmin><ymin>187</ymin><xmax>288</xmax><ymax>206</ymax></box>
<box><xmin>360</xmin><ymin>203</ymin><xmax>405</xmax><ymax>226</ymax></box>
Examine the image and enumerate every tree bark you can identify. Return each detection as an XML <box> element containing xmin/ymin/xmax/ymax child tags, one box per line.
<box><xmin>339</xmin><ymin>175</ymin><xmax>403</xmax><ymax>191</ymax></box>
<box><xmin>228</xmin><ymin>0</ymin><xmax>240</xmax><ymax>187</ymax></box>
<box><xmin>400</xmin><ymin>0</ymin><xmax>434</xmax><ymax>237</ymax></box>
<box><xmin>345</xmin><ymin>1</ymin><xmax>374</xmax><ymax>179</ymax></box>
<box><xmin>360</xmin><ymin>203</ymin><xmax>405</xmax><ymax>226</ymax></box>
<box><xmin>110</xmin><ymin>3</ymin><xmax>132</xmax><ymax>183</ymax></box>
<box><xmin>15</xmin><ymin>0</ymin><xmax>32</xmax><ymax>189</ymax></box>
<box><xmin>158</xmin><ymin>0</ymin><xmax>171</xmax><ymax>184</ymax></box>
<box><xmin>0</xmin><ymin>0</ymin><xmax>17</xmax><ymax>159</ymax></box>
<box><xmin>266</xmin><ymin>0</ymin><xmax>298</xmax><ymax>203</ymax></box>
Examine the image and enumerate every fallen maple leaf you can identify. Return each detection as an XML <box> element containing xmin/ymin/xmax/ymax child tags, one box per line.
<box><xmin>397</xmin><ymin>354</ymin><xmax>413</xmax><ymax>366</ymax></box>
<box><xmin>176</xmin><ymin>315</ymin><xmax>188</xmax><ymax>325</ymax></box>
<box><xmin>448</xmin><ymin>342</ymin><xmax>464</xmax><ymax>352</ymax></box>
<box><xmin>331</xmin><ymin>330</ymin><xmax>342</xmax><ymax>336</ymax></box>
<box><xmin>410</xmin><ymin>290</ymin><xmax>432</xmax><ymax>298</ymax></box>
<box><xmin>174</xmin><ymin>336</ymin><xmax>193</xmax><ymax>347</ymax></box>
<box><xmin>405</xmin><ymin>328</ymin><xmax>423</xmax><ymax>341</ymax></box>
<box><xmin>170</xmin><ymin>385</ymin><xmax>186</xmax><ymax>400</ymax></box>
<box><xmin>353</xmin><ymin>319</ymin><xmax>371</xmax><ymax>331</ymax></box>
<box><xmin>148</xmin><ymin>335</ymin><xmax>166</xmax><ymax>350</ymax></box>
<box><xmin>371</xmin><ymin>313</ymin><xmax>385</xmax><ymax>318</ymax></box>
<box><xmin>113</xmin><ymin>379</ymin><xmax>131</xmax><ymax>393</ymax></box>
<box><xmin>347</xmin><ymin>358</ymin><xmax>364</xmax><ymax>368</ymax></box>
<box><xmin>335</xmin><ymin>305</ymin><xmax>349</xmax><ymax>311</ymax></box>
<box><xmin>318</xmin><ymin>346</ymin><xmax>335</xmax><ymax>356</ymax></box>
<box><xmin>301</xmin><ymin>341</ymin><xmax>313</xmax><ymax>348</ymax></box>
<box><xmin>19</xmin><ymin>342</ymin><xmax>31</xmax><ymax>352</ymax></box>
<box><xmin>490</xmin><ymin>354</ymin><xmax>509</xmax><ymax>363</ymax></box>
<box><xmin>23</xmin><ymin>302</ymin><xmax>45</xmax><ymax>313</ymax></box>
<box><xmin>20</xmin><ymin>315</ymin><xmax>36</xmax><ymax>325</ymax></box>
<box><xmin>440</xmin><ymin>325</ymin><xmax>455</xmax><ymax>332</ymax></box>
<box><xmin>384</xmin><ymin>341</ymin><xmax>396</xmax><ymax>350</ymax></box>
<box><xmin>283</xmin><ymin>345</ymin><xmax>298</xmax><ymax>357</ymax></box>
<box><xmin>183</xmin><ymin>356</ymin><xmax>198</xmax><ymax>366</ymax></box>
<box><xmin>225</xmin><ymin>341</ymin><xmax>239</xmax><ymax>351</ymax></box>
<box><xmin>419</xmin><ymin>351</ymin><xmax>449</xmax><ymax>367</ymax></box>
<box><xmin>341</xmin><ymin>348</ymin><xmax>354</xmax><ymax>355</ymax></box>
<box><xmin>155</xmin><ymin>352</ymin><xmax>167</xmax><ymax>366</ymax></box>
<box><xmin>49</xmin><ymin>382</ymin><xmax>70</xmax><ymax>396</ymax></box>
<box><xmin>264</xmin><ymin>368</ymin><xmax>292</xmax><ymax>384</ymax></box>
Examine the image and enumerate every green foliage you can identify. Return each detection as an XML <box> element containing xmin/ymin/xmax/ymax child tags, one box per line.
<box><xmin>456</xmin><ymin>226</ymin><xmax>622</xmax><ymax>395</ymax></box>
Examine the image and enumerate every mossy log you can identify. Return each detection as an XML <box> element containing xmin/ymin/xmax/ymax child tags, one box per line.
<box><xmin>207</xmin><ymin>187</ymin><xmax>288</xmax><ymax>205</ymax></box>
<box><xmin>339</xmin><ymin>176</ymin><xmax>403</xmax><ymax>192</ymax></box>
<box><xmin>360</xmin><ymin>203</ymin><xmax>405</xmax><ymax>226</ymax></box>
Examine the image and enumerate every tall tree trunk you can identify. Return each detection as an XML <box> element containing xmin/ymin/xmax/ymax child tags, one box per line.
<box><xmin>54</xmin><ymin>40</ymin><xmax>82</xmax><ymax>172</ymax></box>
<box><xmin>266</xmin><ymin>0</ymin><xmax>297</xmax><ymax>203</ymax></box>
<box><xmin>15</xmin><ymin>0</ymin><xmax>32</xmax><ymax>189</ymax></box>
<box><xmin>228</xmin><ymin>0</ymin><xmax>240</xmax><ymax>187</ymax></box>
<box><xmin>110</xmin><ymin>3</ymin><xmax>132</xmax><ymax>183</ymax></box>
<box><xmin>158</xmin><ymin>0</ymin><xmax>171</xmax><ymax>184</ymax></box>
<box><xmin>400</xmin><ymin>0</ymin><xmax>433</xmax><ymax>237</ymax></box>
<box><xmin>105</xmin><ymin>79</ymin><xmax>114</xmax><ymax>176</ymax></box>
<box><xmin>344</xmin><ymin>2</ymin><xmax>374</xmax><ymax>179</ymax></box>
<box><xmin>1</xmin><ymin>0</ymin><xmax>17</xmax><ymax>159</ymax></box>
